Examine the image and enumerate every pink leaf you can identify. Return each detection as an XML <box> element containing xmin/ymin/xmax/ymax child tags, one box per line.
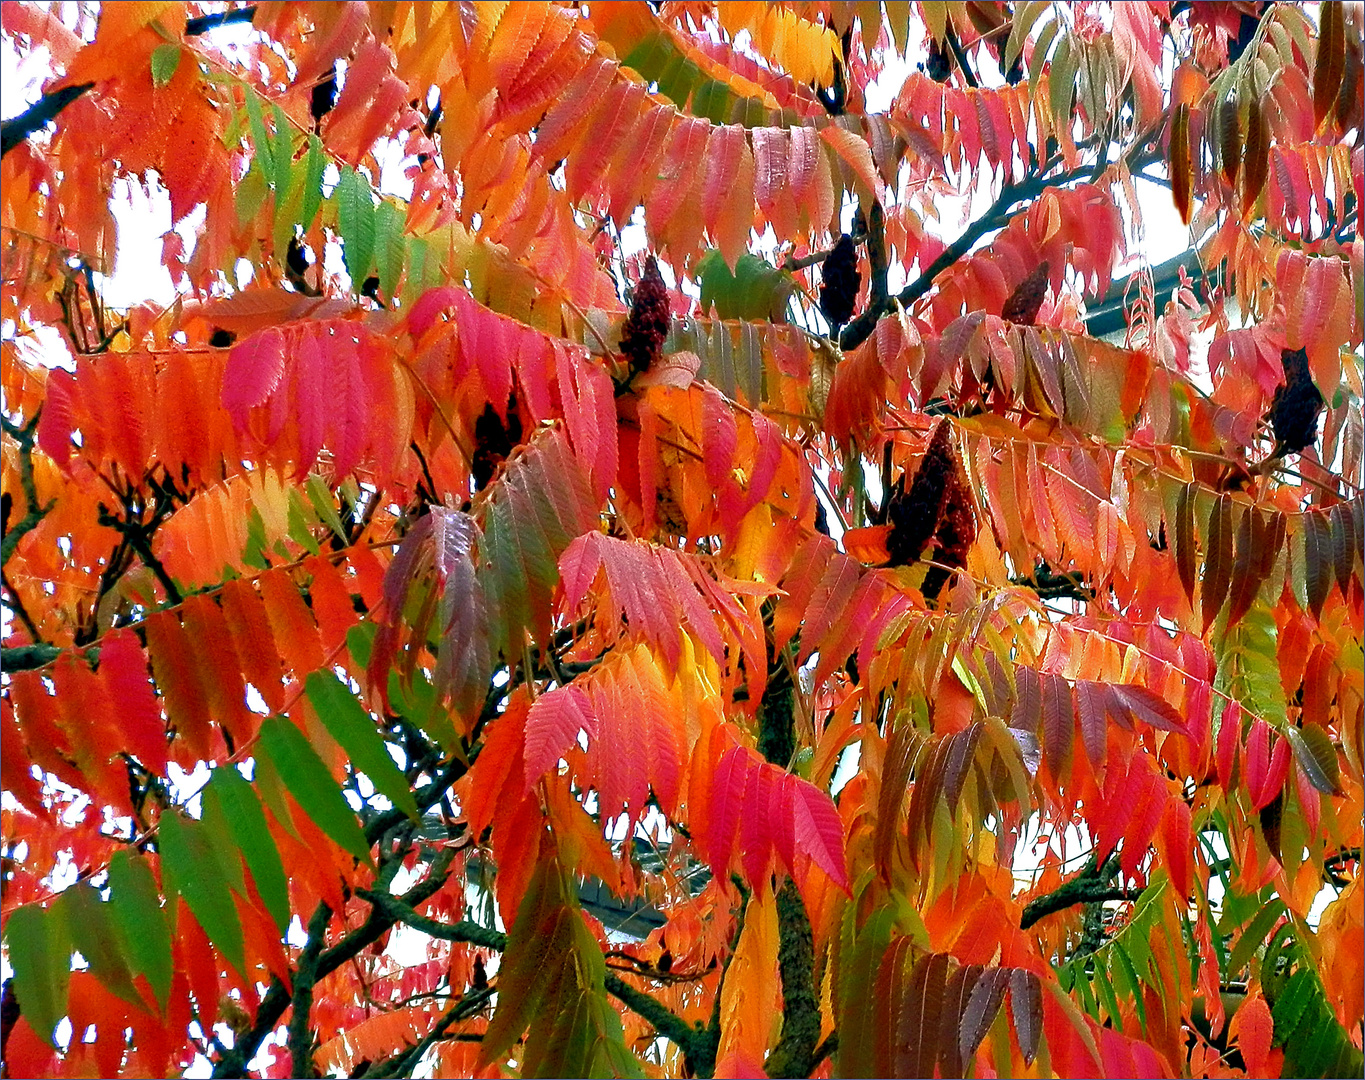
<box><xmin>702</xmin><ymin>383</ymin><xmax>738</xmax><ymax>488</ymax></box>
<box><xmin>223</xmin><ymin>327</ymin><xmax>287</xmax><ymax>431</ymax></box>
<box><xmin>524</xmin><ymin>685</ymin><xmax>595</xmax><ymax>790</ymax></box>
<box><xmin>293</xmin><ymin>324</ymin><xmax>327</xmax><ymax>474</ymax></box>
<box><xmin>790</xmin><ymin>776</ymin><xmax>848</xmax><ymax>889</ymax></box>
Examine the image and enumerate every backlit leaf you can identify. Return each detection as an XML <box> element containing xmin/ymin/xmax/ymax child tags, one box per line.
<box><xmin>157</xmin><ymin>810</ymin><xmax>246</xmax><ymax>977</ymax></box>
<box><xmin>305</xmin><ymin>670</ymin><xmax>420</xmax><ymax>821</ymax></box>
<box><xmin>256</xmin><ymin>714</ymin><xmax>373</xmax><ymax>864</ymax></box>
<box><xmin>4</xmin><ymin>903</ymin><xmax>70</xmax><ymax>1044</ymax></box>
<box><xmin>335</xmin><ymin>165</ymin><xmax>376</xmax><ymax>287</ymax></box>
<box><xmin>202</xmin><ymin>766</ymin><xmax>292</xmax><ymax>932</ymax></box>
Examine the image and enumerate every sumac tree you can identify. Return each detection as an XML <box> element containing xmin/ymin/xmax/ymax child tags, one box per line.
<box><xmin>1</xmin><ymin>2</ymin><xmax>1362</xmax><ymax>1078</ymax></box>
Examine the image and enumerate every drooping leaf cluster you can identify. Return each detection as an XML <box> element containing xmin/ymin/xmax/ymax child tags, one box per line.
<box><xmin>1</xmin><ymin>3</ymin><xmax>1361</xmax><ymax>1079</ymax></box>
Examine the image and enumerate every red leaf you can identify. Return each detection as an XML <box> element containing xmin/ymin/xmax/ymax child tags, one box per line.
<box><xmin>36</xmin><ymin>367</ymin><xmax>74</xmax><ymax>466</ymax></box>
<box><xmin>938</xmin><ymin>963</ymin><xmax>984</xmax><ymax>1079</ymax></box>
<box><xmin>1108</xmin><ymin>683</ymin><xmax>1189</xmax><ymax>736</ymax></box>
<box><xmin>220</xmin><ymin>578</ymin><xmax>286</xmax><ymax>713</ymax></box>
<box><xmin>566</xmin><ymin>78</ymin><xmax>644</xmax><ymax>202</ymax></box>
<box><xmin>702</xmin><ymin>125</ymin><xmax>746</xmax><ymax>249</ymax></box>
<box><xmin>959</xmin><ymin>967</ymin><xmax>1009</xmax><ymax>1063</ymax></box>
<box><xmin>752</xmin><ymin>126</ymin><xmax>789</xmax><ymax>214</ymax></box>
<box><xmin>465</xmin><ymin>691</ymin><xmax>529</xmax><ymax>839</ymax></box>
<box><xmin>740</xmin><ymin>761</ymin><xmax>776</xmax><ymax>885</ymax></box>
<box><xmin>1217</xmin><ymin>700</ymin><xmax>1242</xmax><ymax>789</ymax></box>
<box><xmin>1039</xmin><ymin>672</ymin><xmax>1073</xmax><ymax>779</ymax></box>
<box><xmin>702</xmin><ymin>383</ymin><xmax>738</xmax><ymax>488</ymax></box>
<box><xmin>1245</xmin><ymin>719</ymin><xmax>1290</xmax><ymax>810</ymax></box>
<box><xmin>796</xmin><ymin>554</ymin><xmax>860</xmax><ymax>667</ymax></box>
<box><xmin>1230</xmin><ymin>994</ymin><xmax>1274</xmax><ymax>1075</ymax></box>
<box><xmin>99</xmin><ymin>628</ymin><xmax>168</xmax><ymax>773</ymax></box>
<box><xmin>512</xmin><ymin>325</ymin><xmax>553</xmax><ymax>423</ymax></box>
<box><xmin>1201</xmin><ymin>494</ymin><xmax>1234</xmax><ymax>633</ymax></box>
<box><xmin>257</xmin><ymin>568</ymin><xmax>325</xmax><ymax>681</ymax></box>
<box><xmin>144</xmin><ymin>611</ymin><xmax>215</xmax><ymax>762</ymax></box>
<box><xmin>1</xmin><ymin>697</ymin><xmax>45</xmax><ymax>814</ymax></box>
<box><xmin>1074</xmin><ymin>680</ymin><xmax>1107</xmax><ymax>768</ymax></box>
<box><xmin>708</xmin><ymin>744</ymin><xmax>751</xmax><ymax>875</ymax></box>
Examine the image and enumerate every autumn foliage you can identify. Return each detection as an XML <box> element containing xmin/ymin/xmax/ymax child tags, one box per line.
<box><xmin>1</xmin><ymin>1</ymin><xmax>1363</xmax><ymax>1078</ymax></box>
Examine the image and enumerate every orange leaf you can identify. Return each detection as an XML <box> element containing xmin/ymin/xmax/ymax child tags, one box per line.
<box><xmin>820</xmin><ymin>124</ymin><xmax>881</xmax><ymax>203</ymax></box>
<box><xmin>1230</xmin><ymin>993</ymin><xmax>1274</xmax><ymax>1075</ymax></box>
<box><xmin>144</xmin><ymin>611</ymin><xmax>215</xmax><ymax>762</ymax></box>
<box><xmin>257</xmin><ymin>568</ymin><xmax>326</xmax><ymax>682</ymax></box>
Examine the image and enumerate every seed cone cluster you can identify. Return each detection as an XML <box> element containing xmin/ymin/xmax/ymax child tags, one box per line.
<box><xmin>621</xmin><ymin>256</ymin><xmax>671</xmax><ymax>375</ymax></box>
<box><xmin>1270</xmin><ymin>346</ymin><xmax>1324</xmax><ymax>454</ymax></box>
<box><xmin>819</xmin><ymin>234</ymin><xmax>861</xmax><ymax>330</ymax></box>
<box><xmin>471</xmin><ymin>396</ymin><xmax>523</xmax><ymax>491</ymax></box>
<box><xmin>886</xmin><ymin>421</ymin><xmax>977</xmax><ymax>601</ymax></box>
<box><xmin>1001</xmin><ymin>260</ymin><xmax>1050</xmax><ymax>326</ymax></box>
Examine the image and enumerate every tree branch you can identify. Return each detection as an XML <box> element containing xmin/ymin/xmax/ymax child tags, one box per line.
<box><xmin>0</xmin><ymin>644</ymin><xmax>63</xmax><ymax>671</ymax></box>
<box><xmin>1019</xmin><ymin>851</ymin><xmax>1145</xmax><ymax>930</ymax></box>
<box><xmin>356</xmin><ymin>889</ymin><xmax>506</xmax><ymax>951</ymax></box>
<box><xmin>1</xmin><ymin>5</ymin><xmax>259</xmax><ymax>160</ymax></box>
<box><xmin>211</xmin><ymin>847</ymin><xmax>459</xmax><ymax>1077</ymax></box>
<box><xmin>286</xmin><ymin>903</ymin><xmax>332</xmax><ymax>1078</ymax></box>
<box><xmin>364</xmin><ymin>880</ymin><xmax>716</xmax><ymax>1075</ymax></box>
<box><xmin>765</xmin><ymin>880</ymin><xmax>821</xmax><ymax>1079</ymax></box>
<box><xmin>0</xmin><ymin>84</ymin><xmax>92</xmax><ymax>158</ymax></box>
<box><xmin>1</xmin><ymin>414</ymin><xmax>55</xmax><ymax>569</ymax></box>
<box><xmin>184</xmin><ymin>6</ymin><xmax>258</xmax><ymax>35</ymax></box>
<box><xmin>944</xmin><ymin>25</ymin><xmax>980</xmax><ymax>89</ymax></box>
<box><xmin>837</xmin><ymin>147</ymin><xmax>1163</xmax><ymax>353</ymax></box>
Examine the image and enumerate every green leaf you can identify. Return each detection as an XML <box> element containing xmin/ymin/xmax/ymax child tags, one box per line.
<box><xmin>1093</xmin><ymin>961</ymin><xmax>1123</xmax><ymax>1031</ymax></box>
<box><xmin>257</xmin><ymin>714</ymin><xmax>373</xmax><ymax>864</ymax></box>
<box><xmin>203</xmin><ymin>766</ymin><xmax>291</xmax><ymax>933</ymax></box>
<box><xmin>1285</xmin><ymin>723</ymin><xmax>1341</xmax><ymax>795</ymax></box>
<box><xmin>158</xmin><ymin>810</ymin><xmax>247</xmax><ymax>977</ymax></box>
<box><xmin>347</xmin><ymin>621</ymin><xmax>377</xmax><ymax>669</ymax></box>
<box><xmin>107</xmin><ymin>850</ymin><xmax>173</xmax><ymax>1011</ymax></box>
<box><xmin>305</xmin><ymin>670</ymin><xmax>421</xmax><ymax>821</ymax></box>
<box><xmin>4</xmin><ymin>903</ymin><xmax>70</xmax><ymax>1044</ymax></box>
<box><xmin>286</xmin><ymin>488</ymin><xmax>321</xmax><ymax>554</ymax></box>
<box><xmin>300</xmin><ymin>133</ymin><xmax>326</xmax><ymax>233</ymax></box>
<box><xmin>1007</xmin><ymin>0</ymin><xmax>1050</xmax><ymax>74</ymax></box>
<box><xmin>1049</xmin><ymin>33</ymin><xmax>1075</xmax><ymax>127</ymax></box>
<box><xmin>249</xmin><ymin>746</ymin><xmax>303</xmax><ymax>839</ymax></box>
<box><xmin>150</xmin><ymin>44</ymin><xmax>182</xmax><ymax>87</ymax></box>
<box><xmin>306</xmin><ymin>474</ymin><xmax>349</xmax><ymax>541</ymax></box>
<box><xmin>1028</xmin><ymin>14</ymin><xmax>1060</xmax><ymax>92</ymax></box>
<box><xmin>696</xmin><ymin>249</ymin><xmax>792</xmax><ymax>321</ymax></box>
<box><xmin>59</xmin><ymin>882</ymin><xmax>141</xmax><ymax>1009</ymax></box>
<box><xmin>388</xmin><ymin>664</ymin><xmax>460</xmax><ymax>754</ymax></box>
<box><xmin>335</xmin><ymin>166</ymin><xmax>376</xmax><ymax>288</ymax></box>
<box><xmin>198</xmin><ymin>789</ymin><xmax>248</xmax><ymax>897</ymax></box>
<box><xmin>374</xmin><ymin>199</ymin><xmax>407</xmax><ymax>302</ymax></box>
<box><xmin>1271</xmin><ymin>968</ymin><xmax>1316</xmax><ymax>1045</ymax></box>
<box><xmin>1108</xmin><ymin>943</ymin><xmax>1146</xmax><ymax>1027</ymax></box>
<box><xmin>271</xmin><ymin>104</ymin><xmax>293</xmax><ymax>196</ymax></box>
<box><xmin>245</xmin><ymin>90</ymin><xmax>273</xmax><ymax>171</ymax></box>
<box><xmin>480</xmin><ymin>858</ymin><xmax>576</xmax><ymax>1066</ymax></box>
<box><xmin>235</xmin><ymin>165</ymin><xmax>270</xmax><ymax>228</ymax></box>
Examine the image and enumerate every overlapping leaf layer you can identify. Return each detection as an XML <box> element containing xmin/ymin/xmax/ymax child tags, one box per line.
<box><xmin>1</xmin><ymin>2</ymin><xmax>1361</xmax><ymax>1078</ymax></box>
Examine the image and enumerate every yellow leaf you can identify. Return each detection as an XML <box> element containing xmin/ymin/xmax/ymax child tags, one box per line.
<box><xmin>716</xmin><ymin>889</ymin><xmax>781</xmax><ymax>1067</ymax></box>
